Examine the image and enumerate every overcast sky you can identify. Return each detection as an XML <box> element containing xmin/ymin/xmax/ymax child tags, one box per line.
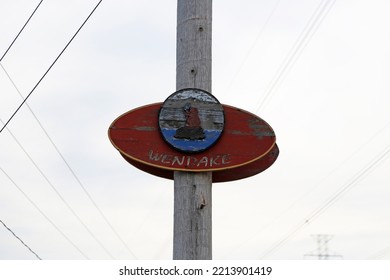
<box><xmin>1</xmin><ymin>0</ymin><xmax>390</xmax><ymax>260</ymax></box>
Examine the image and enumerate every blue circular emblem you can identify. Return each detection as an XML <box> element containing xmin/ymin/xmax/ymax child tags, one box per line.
<box><xmin>159</xmin><ymin>88</ymin><xmax>225</xmax><ymax>153</ymax></box>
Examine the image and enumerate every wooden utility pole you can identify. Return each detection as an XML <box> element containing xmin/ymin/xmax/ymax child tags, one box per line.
<box><xmin>109</xmin><ymin>0</ymin><xmax>278</xmax><ymax>261</ymax></box>
<box><xmin>173</xmin><ymin>0</ymin><xmax>213</xmax><ymax>260</ymax></box>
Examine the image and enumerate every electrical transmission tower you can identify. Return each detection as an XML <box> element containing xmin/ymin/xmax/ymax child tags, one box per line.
<box><xmin>304</xmin><ymin>234</ymin><xmax>343</xmax><ymax>260</ymax></box>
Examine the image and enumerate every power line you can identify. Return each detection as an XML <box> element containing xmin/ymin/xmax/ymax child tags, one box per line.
<box><xmin>0</xmin><ymin>219</ymin><xmax>42</xmax><ymax>260</ymax></box>
<box><xmin>254</xmin><ymin>0</ymin><xmax>336</xmax><ymax>113</ymax></box>
<box><xmin>1</xmin><ymin>62</ymin><xmax>137</xmax><ymax>260</ymax></box>
<box><xmin>224</xmin><ymin>0</ymin><xmax>281</xmax><ymax>92</ymax></box>
<box><xmin>0</xmin><ymin>166</ymin><xmax>89</xmax><ymax>259</ymax></box>
<box><xmin>229</xmin><ymin>120</ymin><xmax>390</xmax><ymax>256</ymax></box>
<box><xmin>305</xmin><ymin>147</ymin><xmax>390</xmax><ymax>225</ymax></box>
<box><xmin>0</xmin><ymin>0</ymin><xmax>44</xmax><ymax>62</ymax></box>
<box><xmin>304</xmin><ymin>234</ymin><xmax>342</xmax><ymax>260</ymax></box>
<box><xmin>225</xmin><ymin>0</ymin><xmax>338</xmax><ymax>256</ymax></box>
<box><xmin>0</xmin><ymin>0</ymin><xmax>136</xmax><ymax>259</ymax></box>
<box><xmin>0</xmin><ymin>118</ymin><xmax>115</xmax><ymax>259</ymax></box>
<box><xmin>0</xmin><ymin>0</ymin><xmax>103</xmax><ymax>134</ymax></box>
<box><xmin>258</xmin><ymin>143</ymin><xmax>390</xmax><ymax>259</ymax></box>
<box><xmin>0</xmin><ymin>0</ymin><xmax>117</xmax><ymax>259</ymax></box>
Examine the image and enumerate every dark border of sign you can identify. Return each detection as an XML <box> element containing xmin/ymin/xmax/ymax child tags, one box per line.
<box><xmin>158</xmin><ymin>88</ymin><xmax>225</xmax><ymax>154</ymax></box>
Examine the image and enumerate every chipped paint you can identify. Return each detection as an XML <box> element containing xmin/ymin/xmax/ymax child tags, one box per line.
<box><xmin>159</xmin><ymin>88</ymin><xmax>224</xmax><ymax>153</ymax></box>
<box><xmin>108</xmin><ymin>103</ymin><xmax>276</xmax><ymax>176</ymax></box>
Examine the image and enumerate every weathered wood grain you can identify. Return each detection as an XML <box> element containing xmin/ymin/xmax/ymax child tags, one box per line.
<box><xmin>176</xmin><ymin>0</ymin><xmax>212</xmax><ymax>260</ymax></box>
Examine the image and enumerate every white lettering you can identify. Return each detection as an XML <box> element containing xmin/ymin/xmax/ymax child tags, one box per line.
<box><xmin>209</xmin><ymin>155</ymin><xmax>221</xmax><ymax>167</ymax></box>
<box><xmin>172</xmin><ymin>156</ymin><xmax>185</xmax><ymax>166</ymax></box>
<box><xmin>197</xmin><ymin>157</ymin><xmax>208</xmax><ymax>167</ymax></box>
<box><xmin>161</xmin><ymin>154</ymin><xmax>172</xmax><ymax>164</ymax></box>
<box><xmin>149</xmin><ymin>150</ymin><xmax>163</xmax><ymax>161</ymax></box>
<box><xmin>148</xmin><ymin>150</ymin><xmax>231</xmax><ymax>168</ymax></box>
<box><xmin>222</xmin><ymin>154</ymin><xmax>231</xmax><ymax>165</ymax></box>
<box><xmin>186</xmin><ymin>157</ymin><xmax>197</xmax><ymax>167</ymax></box>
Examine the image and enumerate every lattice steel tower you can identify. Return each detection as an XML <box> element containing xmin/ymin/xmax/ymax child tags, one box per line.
<box><xmin>305</xmin><ymin>234</ymin><xmax>342</xmax><ymax>260</ymax></box>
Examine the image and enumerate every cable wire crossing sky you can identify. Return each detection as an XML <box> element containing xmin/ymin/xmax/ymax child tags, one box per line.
<box><xmin>0</xmin><ymin>0</ymin><xmax>390</xmax><ymax>260</ymax></box>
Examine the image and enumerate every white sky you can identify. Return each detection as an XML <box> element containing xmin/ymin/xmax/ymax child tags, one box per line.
<box><xmin>0</xmin><ymin>0</ymin><xmax>389</xmax><ymax>260</ymax></box>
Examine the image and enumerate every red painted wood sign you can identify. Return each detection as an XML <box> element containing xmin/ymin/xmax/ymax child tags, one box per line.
<box><xmin>108</xmin><ymin>103</ymin><xmax>277</xmax><ymax>181</ymax></box>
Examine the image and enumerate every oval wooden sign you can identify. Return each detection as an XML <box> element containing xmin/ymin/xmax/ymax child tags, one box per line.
<box><xmin>108</xmin><ymin>103</ymin><xmax>276</xmax><ymax>175</ymax></box>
